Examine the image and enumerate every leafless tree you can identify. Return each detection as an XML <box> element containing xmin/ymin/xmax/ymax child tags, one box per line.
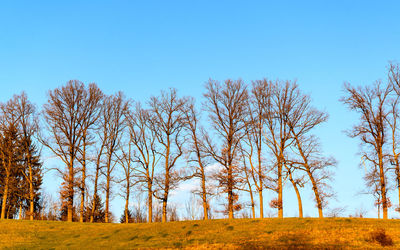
<box><xmin>203</xmin><ymin>79</ymin><xmax>248</xmax><ymax>219</ymax></box>
<box><xmin>183</xmin><ymin>98</ymin><xmax>211</xmax><ymax>220</ymax></box>
<box><xmin>75</xmin><ymin>84</ymin><xmax>103</xmax><ymax>222</ymax></box>
<box><xmin>260</xmin><ymin>79</ymin><xmax>298</xmax><ymax>218</ymax></box>
<box><xmin>41</xmin><ymin>80</ymin><xmax>89</xmax><ymax>222</ymax></box>
<box><xmin>126</xmin><ymin>103</ymin><xmax>159</xmax><ymax>223</ymax></box>
<box><xmin>241</xmin><ymin>80</ymin><xmax>269</xmax><ymax>218</ymax></box>
<box><xmin>341</xmin><ymin>81</ymin><xmax>392</xmax><ymax>219</ymax></box>
<box><xmin>101</xmin><ymin>92</ymin><xmax>129</xmax><ymax>223</ymax></box>
<box><xmin>149</xmin><ymin>89</ymin><xmax>188</xmax><ymax>222</ymax></box>
<box><xmin>284</xmin><ymin>89</ymin><xmax>332</xmax><ymax>218</ymax></box>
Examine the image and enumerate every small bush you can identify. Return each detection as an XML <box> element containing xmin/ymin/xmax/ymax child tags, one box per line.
<box><xmin>368</xmin><ymin>228</ymin><xmax>393</xmax><ymax>247</ymax></box>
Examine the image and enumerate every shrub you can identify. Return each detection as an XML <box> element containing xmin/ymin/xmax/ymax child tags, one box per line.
<box><xmin>368</xmin><ymin>228</ymin><xmax>393</xmax><ymax>247</ymax></box>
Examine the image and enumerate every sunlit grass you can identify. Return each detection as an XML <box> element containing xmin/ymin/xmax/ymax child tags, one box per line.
<box><xmin>1</xmin><ymin>218</ymin><xmax>399</xmax><ymax>249</ymax></box>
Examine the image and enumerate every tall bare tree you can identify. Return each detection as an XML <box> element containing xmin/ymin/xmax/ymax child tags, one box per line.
<box><xmin>149</xmin><ymin>89</ymin><xmax>187</xmax><ymax>223</ymax></box>
<box><xmin>284</xmin><ymin>89</ymin><xmax>332</xmax><ymax>218</ymax></box>
<box><xmin>203</xmin><ymin>79</ymin><xmax>248</xmax><ymax>219</ymax></box>
<box><xmin>126</xmin><ymin>103</ymin><xmax>159</xmax><ymax>223</ymax></box>
<box><xmin>341</xmin><ymin>81</ymin><xmax>392</xmax><ymax>219</ymax></box>
<box><xmin>241</xmin><ymin>81</ymin><xmax>270</xmax><ymax>218</ymax></box>
<box><xmin>102</xmin><ymin>92</ymin><xmax>129</xmax><ymax>223</ymax></box>
<box><xmin>183</xmin><ymin>99</ymin><xmax>210</xmax><ymax>220</ymax></box>
<box><xmin>76</xmin><ymin>84</ymin><xmax>103</xmax><ymax>222</ymax></box>
<box><xmin>260</xmin><ymin>79</ymin><xmax>297</xmax><ymax>218</ymax></box>
<box><xmin>41</xmin><ymin>80</ymin><xmax>88</xmax><ymax>222</ymax></box>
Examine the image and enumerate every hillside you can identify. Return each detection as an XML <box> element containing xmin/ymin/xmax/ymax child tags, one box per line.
<box><xmin>1</xmin><ymin>218</ymin><xmax>399</xmax><ymax>249</ymax></box>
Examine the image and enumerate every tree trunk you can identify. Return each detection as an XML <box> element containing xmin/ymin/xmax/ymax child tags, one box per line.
<box><xmin>288</xmin><ymin>170</ymin><xmax>303</xmax><ymax>218</ymax></box>
<box><xmin>29</xmin><ymin>159</ymin><xmax>34</xmax><ymax>221</ymax></box>
<box><xmin>80</xmin><ymin>170</ymin><xmax>86</xmax><ymax>223</ymax></box>
<box><xmin>147</xmin><ymin>188</ymin><xmax>153</xmax><ymax>223</ymax></box>
<box><xmin>201</xmin><ymin>170</ymin><xmax>208</xmax><ymax>220</ymax></box>
<box><xmin>105</xmin><ymin>170</ymin><xmax>110</xmax><ymax>223</ymax></box>
<box><xmin>394</xmin><ymin>156</ymin><xmax>400</xmax><ymax>216</ymax></box>
<box><xmin>90</xmin><ymin>182</ymin><xmax>98</xmax><ymax>223</ymax></box>
<box><xmin>258</xmin><ymin>190</ymin><xmax>264</xmax><ymax>219</ymax></box>
<box><xmin>19</xmin><ymin>204</ymin><xmax>22</xmax><ymax>220</ymax></box>
<box><xmin>80</xmin><ymin>143</ymin><xmax>87</xmax><ymax>223</ymax></box>
<box><xmin>292</xmin><ymin>136</ymin><xmax>323</xmax><ymax>218</ymax></box>
<box><xmin>250</xmin><ymin>189</ymin><xmax>255</xmax><ymax>219</ymax></box>
<box><xmin>258</xmin><ymin>148</ymin><xmax>264</xmax><ymax>219</ymax></box>
<box><xmin>125</xmin><ymin>183</ymin><xmax>130</xmax><ymax>224</ymax></box>
<box><xmin>228</xmin><ymin>164</ymin><xmax>234</xmax><ymax>219</ymax></box>
<box><xmin>29</xmin><ymin>200</ymin><xmax>34</xmax><ymax>220</ymax></box>
<box><xmin>277</xmin><ymin>157</ymin><xmax>283</xmax><ymax>218</ymax></box>
<box><xmin>1</xmin><ymin>172</ymin><xmax>9</xmax><ymax>219</ymax></box>
<box><xmin>67</xmin><ymin>154</ymin><xmax>74</xmax><ymax>222</ymax></box>
<box><xmin>307</xmin><ymin>172</ymin><xmax>323</xmax><ymax>218</ymax></box>
<box><xmin>162</xmin><ymin>143</ymin><xmax>170</xmax><ymax>223</ymax></box>
<box><xmin>162</xmin><ymin>197</ymin><xmax>168</xmax><ymax>222</ymax></box>
<box><xmin>378</xmin><ymin>147</ymin><xmax>388</xmax><ymax>219</ymax></box>
<box><xmin>398</xmin><ymin>165</ymin><xmax>400</xmax><ymax>216</ymax></box>
<box><xmin>90</xmin><ymin>163</ymin><xmax>100</xmax><ymax>223</ymax></box>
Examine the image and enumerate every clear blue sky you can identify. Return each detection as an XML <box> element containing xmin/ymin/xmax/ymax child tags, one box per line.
<box><xmin>1</xmin><ymin>1</ymin><xmax>400</xmax><ymax>219</ymax></box>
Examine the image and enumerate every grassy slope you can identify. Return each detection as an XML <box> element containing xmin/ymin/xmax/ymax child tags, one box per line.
<box><xmin>1</xmin><ymin>218</ymin><xmax>400</xmax><ymax>249</ymax></box>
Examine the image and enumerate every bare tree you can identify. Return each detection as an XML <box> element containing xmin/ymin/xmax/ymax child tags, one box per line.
<box><xmin>260</xmin><ymin>79</ymin><xmax>298</xmax><ymax>218</ymax></box>
<box><xmin>241</xmin><ymin>80</ymin><xmax>269</xmax><ymax>218</ymax></box>
<box><xmin>284</xmin><ymin>89</ymin><xmax>333</xmax><ymax>218</ymax></box>
<box><xmin>149</xmin><ymin>89</ymin><xmax>187</xmax><ymax>223</ymax></box>
<box><xmin>203</xmin><ymin>79</ymin><xmax>248</xmax><ymax>219</ymax></box>
<box><xmin>126</xmin><ymin>103</ymin><xmax>159</xmax><ymax>223</ymax></box>
<box><xmin>102</xmin><ymin>92</ymin><xmax>129</xmax><ymax>223</ymax></box>
<box><xmin>76</xmin><ymin>84</ymin><xmax>103</xmax><ymax>222</ymax></box>
<box><xmin>341</xmin><ymin>81</ymin><xmax>392</xmax><ymax>219</ymax></box>
<box><xmin>183</xmin><ymin>98</ymin><xmax>210</xmax><ymax>220</ymax></box>
<box><xmin>41</xmin><ymin>80</ymin><xmax>88</xmax><ymax>222</ymax></box>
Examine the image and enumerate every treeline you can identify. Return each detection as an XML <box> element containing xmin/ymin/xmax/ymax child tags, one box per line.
<box><xmin>1</xmin><ymin>63</ymin><xmax>400</xmax><ymax>222</ymax></box>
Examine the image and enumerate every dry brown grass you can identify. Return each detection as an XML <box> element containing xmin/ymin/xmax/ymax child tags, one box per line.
<box><xmin>0</xmin><ymin>218</ymin><xmax>399</xmax><ymax>249</ymax></box>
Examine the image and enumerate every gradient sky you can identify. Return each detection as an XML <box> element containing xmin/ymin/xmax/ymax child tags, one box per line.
<box><xmin>1</xmin><ymin>1</ymin><xmax>400</xmax><ymax>219</ymax></box>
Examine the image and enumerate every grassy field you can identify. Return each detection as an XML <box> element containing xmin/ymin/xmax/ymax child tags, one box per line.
<box><xmin>1</xmin><ymin>218</ymin><xmax>400</xmax><ymax>249</ymax></box>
